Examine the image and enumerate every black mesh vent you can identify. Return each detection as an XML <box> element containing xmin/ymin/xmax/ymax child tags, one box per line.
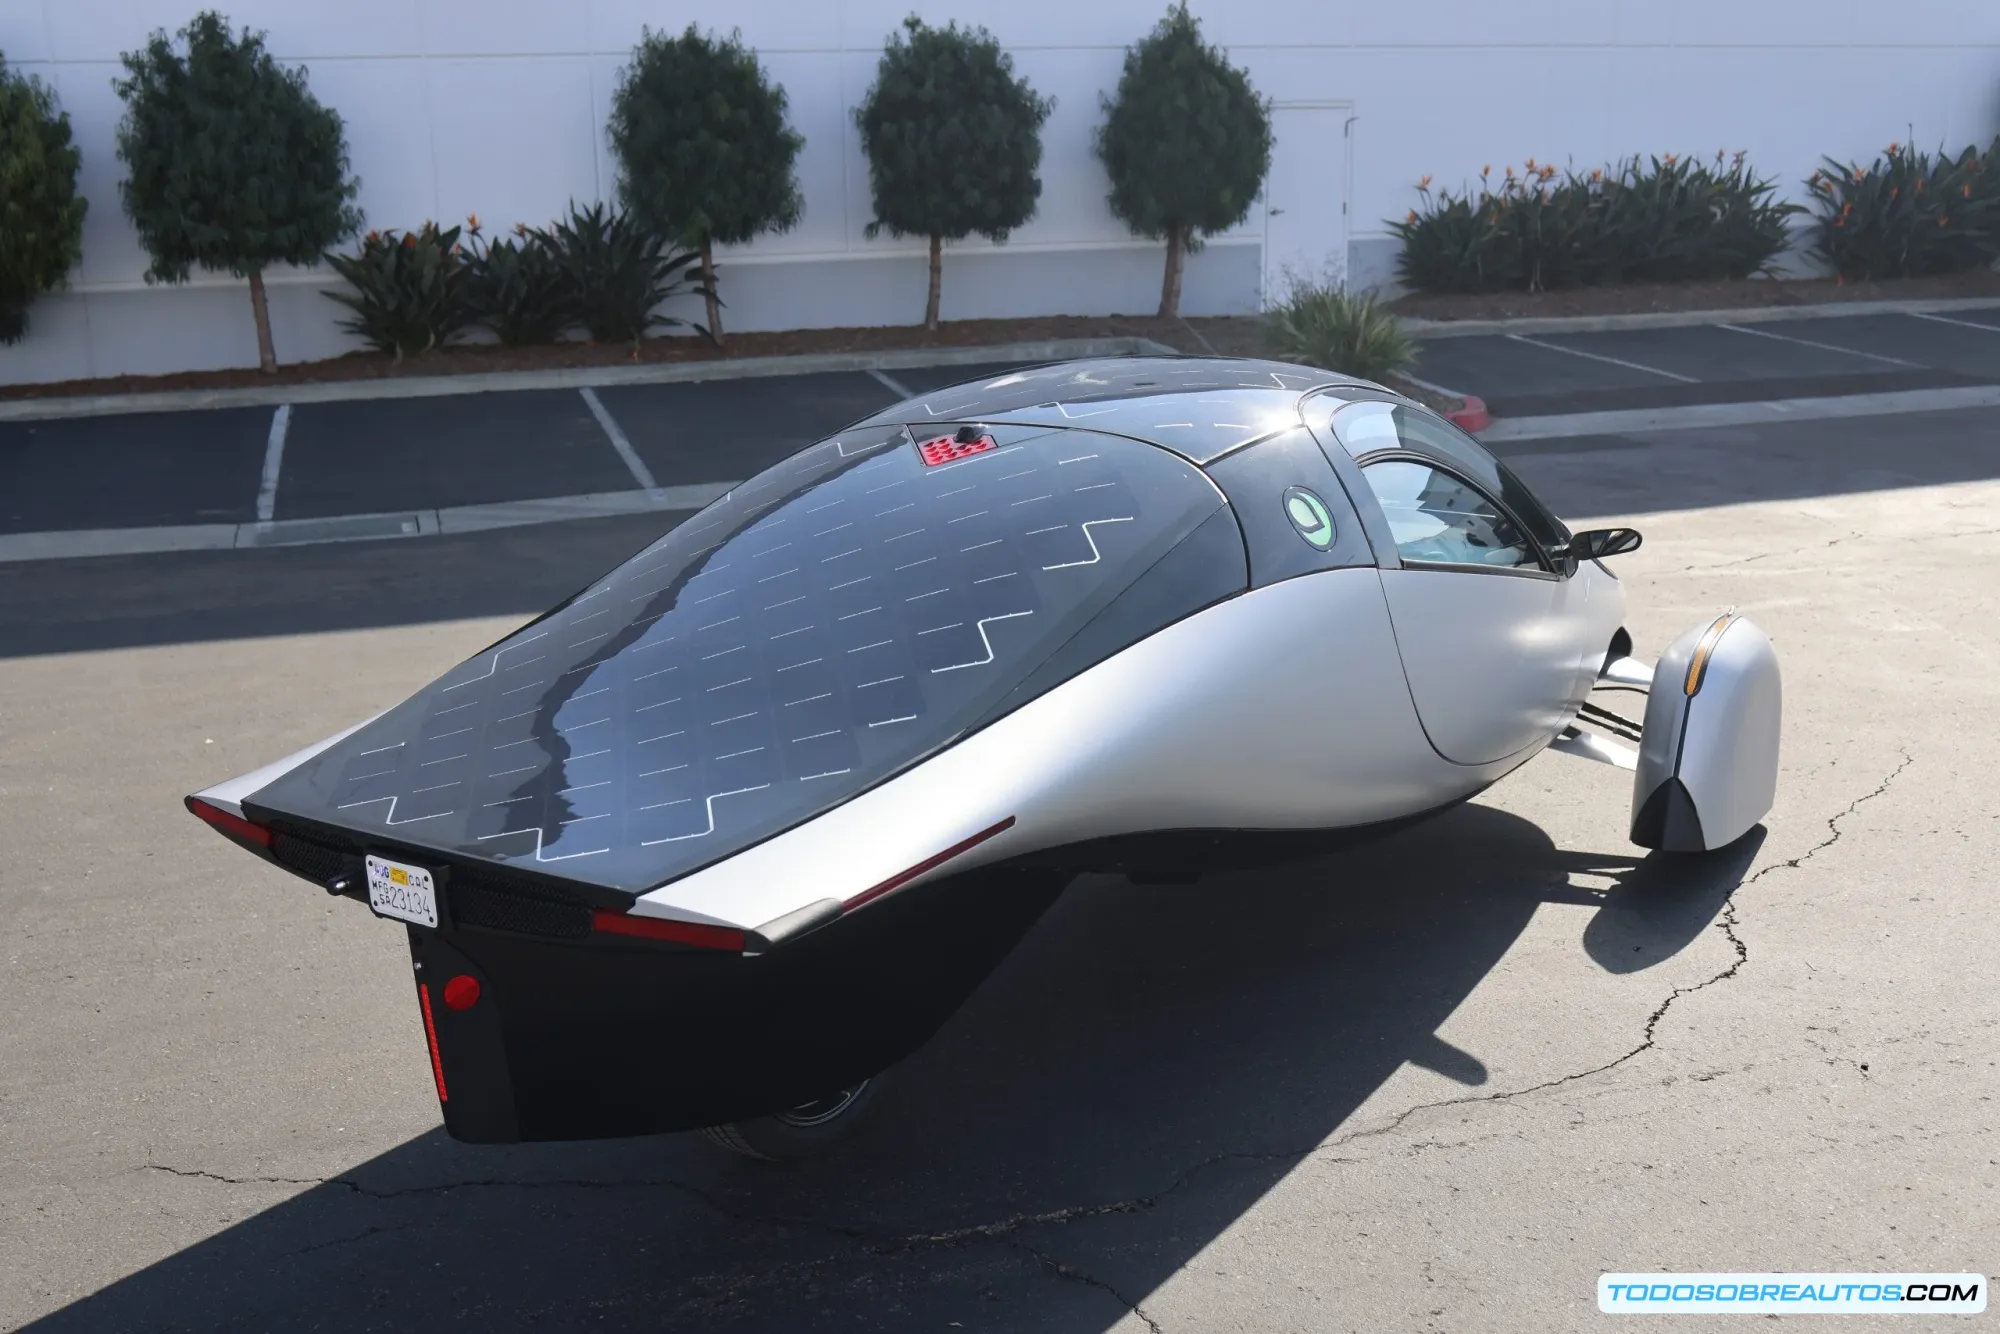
<box><xmin>450</xmin><ymin>875</ymin><xmax>593</xmax><ymax>940</ymax></box>
<box><xmin>270</xmin><ymin>833</ymin><xmax>355</xmax><ymax>888</ymax></box>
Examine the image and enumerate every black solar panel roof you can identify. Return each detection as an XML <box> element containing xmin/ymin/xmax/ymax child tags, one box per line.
<box><xmin>246</xmin><ymin>423</ymin><xmax>1226</xmax><ymax>893</ymax></box>
<box><xmin>858</xmin><ymin>357</ymin><xmax>1360</xmax><ymax>462</ymax></box>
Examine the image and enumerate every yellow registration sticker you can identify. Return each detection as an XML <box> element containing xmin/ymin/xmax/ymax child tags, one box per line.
<box><xmin>364</xmin><ymin>855</ymin><xmax>438</xmax><ymax>928</ymax></box>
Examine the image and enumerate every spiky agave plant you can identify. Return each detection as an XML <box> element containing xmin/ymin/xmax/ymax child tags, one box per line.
<box><xmin>1263</xmin><ymin>277</ymin><xmax>1418</xmax><ymax>384</ymax></box>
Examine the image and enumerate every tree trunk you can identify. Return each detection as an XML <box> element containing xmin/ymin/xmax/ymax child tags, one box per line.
<box><xmin>247</xmin><ymin>268</ymin><xmax>277</xmax><ymax>373</ymax></box>
<box><xmin>1156</xmin><ymin>224</ymin><xmax>1187</xmax><ymax>320</ymax></box>
<box><xmin>701</xmin><ymin>235</ymin><xmax>723</xmax><ymax>346</ymax></box>
<box><xmin>924</xmin><ymin>233</ymin><xmax>942</xmax><ymax>332</ymax></box>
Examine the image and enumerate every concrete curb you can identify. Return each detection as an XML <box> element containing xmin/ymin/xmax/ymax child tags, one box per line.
<box><xmin>1398</xmin><ymin>371</ymin><xmax>1491</xmax><ymax>431</ymax></box>
<box><xmin>1477</xmin><ymin>382</ymin><xmax>2000</xmax><ymax>442</ymax></box>
<box><xmin>1404</xmin><ymin>295</ymin><xmax>2000</xmax><ymax>340</ymax></box>
<box><xmin>1447</xmin><ymin>396</ymin><xmax>1492</xmax><ymax>432</ymax></box>
<box><xmin>0</xmin><ymin>482</ymin><xmax>735</xmax><ymax>564</ymax></box>
<box><xmin>0</xmin><ymin>336</ymin><xmax>1184</xmax><ymax>424</ymax></box>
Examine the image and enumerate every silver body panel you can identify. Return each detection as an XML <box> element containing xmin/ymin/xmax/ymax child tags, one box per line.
<box><xmin>634</xmin><ymin>567</ymin><xmax>1525</xmax><ymax>932</ymax></box>
<box><xmin>1380</xmin><ymin>559</ymin><xmax>1626</xmax><ymax>765</ymax></box>
<box><xmin>1631</xmin><ymin>615</ymin><xmax>1782</xmax><ymax>851</ymax></box>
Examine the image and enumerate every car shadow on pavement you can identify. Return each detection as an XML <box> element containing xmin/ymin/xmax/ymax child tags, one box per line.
<box><xmin>1575</xmin><ymin>829</ymin><xmax>1766</xmax><ymax>974</ymax></box>
<box><xmin>26</xmin><ymin>803</ymin><xmax>1758</xmax><ymax>1333</ymax></box>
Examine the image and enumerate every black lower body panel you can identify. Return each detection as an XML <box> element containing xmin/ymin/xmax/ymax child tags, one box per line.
<box><xmin>407</xmin><ymin>865</ymin><xmax>1069</xmax><ymax>1143</ymax></box>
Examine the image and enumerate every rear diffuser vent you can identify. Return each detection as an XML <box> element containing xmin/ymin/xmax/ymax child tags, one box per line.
<box><xmin>450</xmin><ymin>873</ymin><xmax>593</xmax><ymax>940</ymax></box>
<box><xmin>271</xmin><ymin>832</ymin><xmax>358</xmax><ymax>889</ymax></box>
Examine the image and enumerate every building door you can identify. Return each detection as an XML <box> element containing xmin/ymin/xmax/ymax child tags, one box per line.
<box><xmin>1262</xmin><ymin>103</ymin><xmax>1353</xmax><ymax>307</ymax></box>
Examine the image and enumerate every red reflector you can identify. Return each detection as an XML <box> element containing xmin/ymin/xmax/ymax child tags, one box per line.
<box><xmin>418</xmin><ymin>982</ymin><xmax>448</xmax><ymax>1103</ymax></box>
<box><xmin>442</xmin><ymin>974</ymin><xmax>481</xmax><ymax>1011</ymax></box>
<box><xmin>918</xmin><ymin>433</ymin><xmax>997</xmax><ymax>467</ymax></box>
<box><xmin>591</xmin><ymin>909</ymin><xmax>746</xmax><ymax>953</ymax></box>
<box><xmin>843</xmin><ymin>816</ymin><xmax>1016</xmax><ymax>912</ymax></box>
<box><xmin>186</xmin><ymin>797</ymin><xmax>274</xmax><ymax>849</ymax></box>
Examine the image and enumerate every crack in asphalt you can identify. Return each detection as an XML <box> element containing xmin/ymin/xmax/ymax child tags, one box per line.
<box><xmin>1677</xmin><ymin>530</ymin><xmax>1862</xmax><ymax>572</ymax></box>
<box><xmin>1368</xmin><ymin>748</ymin><xmax>1911</xmax><ymax>1123</ymax></box>
<box><xmin>1676</xmin><ymin>521</ymin><xmax>2000</xmax><ymax>575</ymax></box>
<box><xmin>1742</xmin><ymin>750</ymin><xmax>1911</xmax><ymax>891</ymax></box>
<box><xmin>147</xmin><ymin>1161</ymin><xmax>1169</xmax><ymax>1323</ymax></box>
<box><xmin>1011</xmin><ymin>1239</ymin><xmax>1164</xmax><ymax>1334</ymax></box>
<box><xmin>141</xmin><ymin>752</ymin><xmax>1915</xmax><ymax>1319</ymax></box>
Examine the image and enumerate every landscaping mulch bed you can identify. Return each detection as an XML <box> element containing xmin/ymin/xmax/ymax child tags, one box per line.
<box><xmin>1386</xmin><ymin>270</ymin><xmax>2000</xmax><ymax>322</ymax></box>
<box><xmin>0</xmin><ymin>314</ymin><xmax>1211</xmax><ymax>404</ymax></box>
<box><xmin>25</xmin><ymin>269</ymin><xmax>1997</xmax><ymax>410</ymax></box>
<box><xmin>0</xmin><ymin>308</ymin><xmax>1463</xmax><ymax>415</ymax></box>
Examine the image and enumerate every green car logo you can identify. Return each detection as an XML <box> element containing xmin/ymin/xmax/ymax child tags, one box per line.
<box><xmin>1282</xmin><ymin>486</ymin><xmax>1336</xmax><ymax>550</ymax></box>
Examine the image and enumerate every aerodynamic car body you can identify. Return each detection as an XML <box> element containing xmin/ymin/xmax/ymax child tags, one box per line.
<box><xmin>187</xmin><ymin>356</ymin><xmax>1781</xmax><ymax>1158</ymax></box>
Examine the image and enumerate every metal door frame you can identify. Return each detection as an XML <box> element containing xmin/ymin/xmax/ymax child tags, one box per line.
<box><xmin>1261</xmin><ymin>100</ymin><xmax>1357</xmax><ymax>308</ymax></box>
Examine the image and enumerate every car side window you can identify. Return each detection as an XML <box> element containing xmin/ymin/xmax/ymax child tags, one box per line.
<box><xmin>1325</xmin><ymin>399</ymin><xmax>1571</xmax><ymax>557</ymax></box>
<box><xmin>1360</xmin><ymin>460</ymin><xmax>1541</xmax><ymax>571</ymax></box>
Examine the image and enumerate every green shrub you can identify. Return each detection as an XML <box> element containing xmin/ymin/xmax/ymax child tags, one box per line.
<box><xmin>854</xmin><ymin>17</ymin><xmax>1052</xmax><ymax>330</ymax></box>
<box><xmin>114</xmin><ymin>11</ymin><xmax>360</xmax><ymax>371</ymax></box>
<box><xmin>1595</xmin><ymin>152</ymin><xmax>1796</xmax><ymax>283</ymax></box>
<box><xmin>607</xmin><ymin>25</ymin><xmax>803</xmax><ymax>344</ymax></box>
<box><xmin>1394</xmin><ymin>153</ymin><xmax>1800</xmax><ymax>294</ymax></box>
<box><xmin>462</xmin><ymin>219</ymin><xmax>573</xmax><ymax>346</ymax></box>
<box><xmin>323</xmin><ymin>222</ymin><xmax>470</xmax><ymax>359</ymax></box>
<box><xmin>1095</xmin><ymin>4</ymin><xmax>1272</xmax><ymax>319</ymax></box>
<box><xmin>0</xmin><ymin>55</ymin><xmax>88</xmax><ymax>344</ymax></box>
<box><xmin>1806</xmin><ymin>141</ymin><xmax>2000</xmax><ymax>280</ymax></box>
<box><xmin>545</xmin><ymin>200</ymin><xmax>707</xmax><ymax>347</ymax></box>
<box><xmin>1263</xmin><ymin>277</ymin><xmax>1417</xmax><ymax>383</ymax></box>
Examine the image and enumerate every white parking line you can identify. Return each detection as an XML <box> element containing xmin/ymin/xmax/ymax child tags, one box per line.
<box><xmin>1477</xmin><ymin>382</ymin><xmax>2000</xmax><ymax>442</ymax></box>
<box><xmin>579</xmin><ymin>387</ymin><xmax>660</xmax><ymax>492</ymax></box>
<box><xmin>254</xmin><ymin>403</ymin><xmax>291</xmax><ymax>523</ymax></box>
<box><xmin>868</xmin><ymin>368</ymin><xmax>914</xmax><ymax>398</ymax></box>
<box><xmin>1909</xmin><ymin>311</ymin><xmax>2000</xmax><ymax>334</ymax></box>
<box><xmin>1506</xmin><ymin>333</ymin><xmax>1697</xmax><ymax>383</ymax></box>
<box><xmin>1715</xmin><ymin>322</ymin><xmax>1919</xmax><ymax>368</ymax></box>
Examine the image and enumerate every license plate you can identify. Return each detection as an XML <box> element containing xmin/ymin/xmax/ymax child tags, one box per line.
<box><xmin>365</xmin><ymin>855</ymin><xmax>438</xmax><ymax>928</ymax></box>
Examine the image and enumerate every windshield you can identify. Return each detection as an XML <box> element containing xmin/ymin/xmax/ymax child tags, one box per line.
<box><xmin>246</xmin><ymin>423</ymin><xmax>1228</xmax><ymax>892</ymax></box>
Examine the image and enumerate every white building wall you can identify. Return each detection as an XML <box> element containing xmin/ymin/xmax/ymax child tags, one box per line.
<box><xmin>3</xmin><ymin>0</ymin><xmax>1997</xmax><ymax>385</ymax></box>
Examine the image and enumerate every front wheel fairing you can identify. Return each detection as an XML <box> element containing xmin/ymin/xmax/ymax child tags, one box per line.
<box><xmin>243</xmin><ymin>423</ymin><xmax>1237</xmax><ymax>895</ymax></box>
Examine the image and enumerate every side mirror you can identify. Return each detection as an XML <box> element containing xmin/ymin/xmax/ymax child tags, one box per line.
<box><xmin>1561</xmin><ymin>527</ymin><xmax>1643</xmax><ymax>561</ymax></box>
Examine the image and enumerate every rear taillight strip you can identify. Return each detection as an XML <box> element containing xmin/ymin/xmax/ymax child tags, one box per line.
<box><xmin>843</xmin><ymin>816</ymin><xmax>1016</xmax><ymax>912</ymax></box>
<box><xmin>185</xmin><ymin>797</ymin><xmax>274</xmax><ymax>849</ymax></box>
<box><xmin>590</xmin><ymin>909</ymin><xmax>746</xmax><ymax>953</ymax></box>
<box><xmin>417</xmin><ymin>982</ymin><xmax>448</xmax><ymax>1104</ymax></box>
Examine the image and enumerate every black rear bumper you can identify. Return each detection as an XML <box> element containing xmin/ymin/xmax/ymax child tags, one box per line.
<box><xmin>404</xmin><ymin>865</ymin><xmax>1067</xmax><ymax>1143</ymax></box>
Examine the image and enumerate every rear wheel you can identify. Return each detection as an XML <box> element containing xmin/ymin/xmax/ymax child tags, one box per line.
<box><xmin>698</xmin><ymin>1077</ymin><xmax>886</xmax><ymax>1162</ymax></box>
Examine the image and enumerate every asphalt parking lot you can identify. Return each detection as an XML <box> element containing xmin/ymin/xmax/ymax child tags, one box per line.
<box><xmin>0</xmin><ymin>362</ymin><xmax>1023</xmax><ymax>539</ymax></box>
<box><xmin>1415</xmin><ymin>306</ymin><xmax>2000</xmax><ymax>417</ymax></box>
<box><xmin>2</xmin><ymin>372</ymin><xmax>1996</xmax><ymax>1330</ymax></box>
<box><xmin>8</xmin><ymin>308</ymin><xmax>2000</xmax><ymax>564</ymax></box>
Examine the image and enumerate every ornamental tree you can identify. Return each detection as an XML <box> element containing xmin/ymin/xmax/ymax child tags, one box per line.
<box><xmin>607</xmin><ymin>25</ymin><xmax>804</xmax><ymax>344</ymax></box>
<box><xmin>855</xmin><ymin>17</ymin><xmax>1052</xmax><ymax>330</ymax></box>
<box><xmin>114</xmin><ymin>11</ymin><xmax>360</xmax><ymax>372</ymax></box>
<box><xmin>1095</xmin><ymin>4</ymin><xmax>1272</xmax><ymax>318</ymax></box>
<box><xmin>0</xmin><ymin>55</ymin><xmax>88</xmax><ymax>343</ymax></box>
